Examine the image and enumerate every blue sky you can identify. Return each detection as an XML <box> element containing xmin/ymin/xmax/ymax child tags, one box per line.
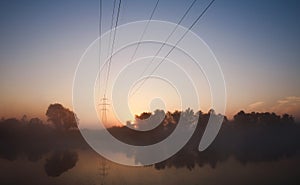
<box><xmin>0</xmin><ymin>0</ymin><xmax>300</xmax><ymax>121</ymax></box>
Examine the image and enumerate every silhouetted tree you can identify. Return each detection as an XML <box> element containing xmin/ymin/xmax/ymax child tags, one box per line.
<box><xmin>135</xmin><ymin>112</ymin><xmax>151</xmax><ymax>120</ymax></box>
<box><xmin>21</xmin><ymin>115</ymin><xmax>28</xmax><ymax>124</ymax></box>
<box><xmin>233</xmin><ymin>111</ymin><xmax>295</xmax><ymax>125</ymax></box>
<box><xmin>234</xmin><ymin>110</ymin><xmax>247</xmax><ymax>123</ymax></box>
<box><xmin>282</xmin><ymin>113</ymin><xmax>294</xmax><ymax>124</ymax></box>
<box><xmin>44</xmin><ymin>150</ymin><xmax>78</xmax><ymax>177</ymax></box>
<box><xmin>29</xmin><ymin>118</ymin><xmax>43</xmax><ymax>125</ymax></box>
<box><xmin>134</xmin><ymin>110</ymin><xmax>165</xmax><ymax>131</ymax></box>
<box><xmin>46</xmin><ymin>103</ymin><xmax>78</xmax><ymax>130</ymax></box>
<box><xmin>208</xmin><ymin>108</ymin><xmax>216</xmax><ymax>115</ymax></box>
<box><xmin>180</xmin><ymin>108</ymin><xmax>197</xmax><ymax>125</ymax></box>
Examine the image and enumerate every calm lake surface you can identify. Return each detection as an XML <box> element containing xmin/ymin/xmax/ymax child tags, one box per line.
<box><xmin>1</xmin><ymin>148</ymin><xmax>299</xmax><ymax>185</ymax></box>
<box><xmin>1</xmin><ymin>116</ymin><xmax>300</xmax><ymax>185</ymax></box>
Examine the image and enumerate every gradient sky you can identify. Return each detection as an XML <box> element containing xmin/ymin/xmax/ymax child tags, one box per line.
<box><xmin>1</xmin><ymin>0</ymin><xmax>300</xmax><ymax>123</ymax></box>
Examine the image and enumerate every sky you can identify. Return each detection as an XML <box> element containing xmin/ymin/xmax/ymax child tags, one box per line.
<box><xmin>0</xmin><ymin>0</ymin><xmax>300</xmax><ymax>124</ymax></box>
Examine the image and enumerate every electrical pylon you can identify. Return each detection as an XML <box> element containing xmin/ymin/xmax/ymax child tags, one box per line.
<box><xmin>99</xmin><ymin>95</ymin><xmax>109</xmax><ymax>124</ymax></box>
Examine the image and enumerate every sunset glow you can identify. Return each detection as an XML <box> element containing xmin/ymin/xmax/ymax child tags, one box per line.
<box><xmin>1</xmin><ymin>1</ymin><xmax>300</xmax><ymax>184</ymax></box>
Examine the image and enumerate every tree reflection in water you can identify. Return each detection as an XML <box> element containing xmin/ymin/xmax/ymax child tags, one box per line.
<box><xmin>0</xmin><ymin>106</ymin><xmax>299</xmax><ymax>175</ymax></box>
<box><xmin>44</xmin><ymin>150</ymin><xmax>78</xmax><ymax>177</ymax></box>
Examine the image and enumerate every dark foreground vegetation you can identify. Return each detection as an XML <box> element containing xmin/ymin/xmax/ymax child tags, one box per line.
<box><xmin>0</xmin><ymin>103</ymin><xmax>299</xmax><ymax>176</ymax></box>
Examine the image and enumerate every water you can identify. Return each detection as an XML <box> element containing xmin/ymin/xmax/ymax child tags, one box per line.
<box><xmin>1</xmin><ymin>117</ymin><xmax>300</xmax><ymax>185</ymax></box>
<box><xmin>0</xmin><ymin>148</ymin><xmax>299</xmax><ymax>185</ymax></box>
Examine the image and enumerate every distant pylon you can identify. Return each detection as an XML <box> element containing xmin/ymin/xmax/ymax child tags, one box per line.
<box><xmin>99</xmin><ymin>95</ymin><xmax>109</xmax><ymax>124</ymax></box>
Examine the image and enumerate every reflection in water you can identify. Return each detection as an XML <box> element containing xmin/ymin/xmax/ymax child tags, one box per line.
<box><xmin>44</xmin><ymin>150</ymin><xmax>78</xmax><ymax>177</ymax></box>
<box><xmin>153</xmin><ymin>124</ymin><xmax>300</xmax><ymax>170</ymax></box>
<box><xmin>0</xmin><ymin>149</ymin><xmax>299</xmax><ymax>185</ymax></box>
<box><xmin>98</xmin><ymin>157</ymin><xmax>109</xmax><ymax>185</ymax></box>
<box><xmin>0</xmin><ymin>111</ymin><xmax>300</xmax><ymax>184</ymax></box>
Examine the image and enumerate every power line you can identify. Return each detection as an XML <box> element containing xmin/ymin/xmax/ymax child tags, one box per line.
<box><xmin>130</xmin><ymin>0</ymin><xmax>216</xmax><ymax>97</ymax></box>
<box><xmin>98</xmin><ymin>0</ymin><xmax>102</xmax><ymax>95</ymax></box>
<box><xmin>98</xmin><ymin>0</ymin><xmax>110</xmax><ymax>124</ymax></box>
<box><xmin>136</xmin><ymin>0</ymin><xmax>197</xmax><ymax>80</ymax></box>
<box><xmin>100</xmin><ymin>0</ymin><xmax>122</xmax><ymax>124</ymax></box>
<box><xmin>104</xmin><ymin>0</ymin><xmax>117</xmax><ymax>97</ymax></box>
<box><xmin>104</xmin><ymin>0</ymin><xmax>122</xmax><ymax>97</ymax></box>
<box><xmin>107</xmin><ymin>0</ymin><xmax>117</xmax><ymax>58</ymax></box>
<box><xmin>128</xmin><ymin>0</ymin><xmax>160</xmax><ymax>63</ymax></box>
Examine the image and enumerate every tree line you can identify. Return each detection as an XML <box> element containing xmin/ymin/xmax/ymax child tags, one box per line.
<box><xmin>0</xmin><ymin>103</ymin><xmax>299</xmax><ymax>172</ymax></box>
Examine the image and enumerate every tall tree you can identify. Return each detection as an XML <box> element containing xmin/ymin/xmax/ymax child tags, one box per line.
<box><xmin>46</xmin><ymin>103</ymin><xmax>78</xmax><ymax>130</ymax></box>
